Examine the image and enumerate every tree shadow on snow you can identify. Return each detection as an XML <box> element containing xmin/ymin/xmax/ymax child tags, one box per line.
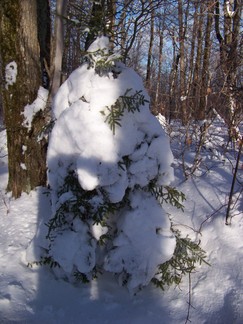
<box><xmin>27</xmin><ymin>149</ymin><xmax>176</xmax><ymax>322</ymax></box>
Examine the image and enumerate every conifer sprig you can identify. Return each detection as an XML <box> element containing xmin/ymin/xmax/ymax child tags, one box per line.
<box><xmin>147</xmin><ymin>181</ymin><xmax>186</xmax><ymax>211</ymax></box>
<box><xmin>101</xmin><ymin>89</ymin><xmax>149</xmax><ymax>134</ymax></box>
<box><xmin>152</xmin><ymin>228</ymin><xmax>209</xmax><ymax>290</ymax></box>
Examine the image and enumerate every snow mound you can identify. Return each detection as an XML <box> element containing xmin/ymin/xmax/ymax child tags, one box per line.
<box><xmin>44</xmin><ymin>37</ymin><xmax>175</xmax><ymax>291</ymax></box>
<box><xmin>104</xmin><ymin>190</ymin><xmax>175</xmax><ymax>291</ymax></box>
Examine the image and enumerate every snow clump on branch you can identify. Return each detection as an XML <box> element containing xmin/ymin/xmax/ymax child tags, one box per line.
<box><xmin>42</xmin><ymin>36</ymin><xmax>176</xmax><ymax>292</ymax></box>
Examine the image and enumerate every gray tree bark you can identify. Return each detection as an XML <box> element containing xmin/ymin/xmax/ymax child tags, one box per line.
<box><xmin>51</xmin><ymin>0</ymin><xmax>68</xmax><ymax>99</ymax></box>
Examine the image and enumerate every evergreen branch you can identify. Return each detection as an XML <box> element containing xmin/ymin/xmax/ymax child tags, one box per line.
<box><xmin>148</xmin><ymin>181</ymin><xmax>186</xmax><ymax>211</ymax></box>
<box><xmin>74</xmin><ymin>271</ymin><xmax>90</xmax><ymax>283</ymax></box>
<box><xmin>152</xmin><ymin>229</ymin><xmax>209</xmax><ymax>290</ymax></box>
<box><xmin>101</xmin><ymin>89</ymin><xmax>149</xmax><ymax>134</ymax></box>
<box><xmin>27</xmin><ymin>256</ymin><xmax>60</xmax><ymax>269</ymax></box>
<box><xmin>46</xmin><ymin>171</ymin><xmax>129</xmax><ymax>241</ymax></box>
<box><xmin>74</xmin><ymin>266</ymin><xmax>102</xmax><ymax>283</ymax></box>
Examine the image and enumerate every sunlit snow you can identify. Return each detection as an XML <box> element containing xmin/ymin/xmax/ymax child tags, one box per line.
<box><xmin>22</xmin><ymin>87</ymin><xmax>48</xmax><ymax>130</ymax></box>
<box><xmin>0</xmin><ymin>103</ymin><xmax>243</xmax><ymax>323</ymax></box>
<box><xmin>44</xmin><ymin>37</ymin><xmax>175</xmax><ymax>290</ymax></box>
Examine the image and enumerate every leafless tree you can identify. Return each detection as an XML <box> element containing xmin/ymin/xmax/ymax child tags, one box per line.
<box><xmin>0</xmin><ymin>0</ymin><xmax>51</xmax><ymax>197</ymax></box>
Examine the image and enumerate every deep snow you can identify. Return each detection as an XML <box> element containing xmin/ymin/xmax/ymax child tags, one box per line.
<box><xmin>0</xmin><ymin>113</ymin><xmax>243</xmax><ymax>323</ymax></box>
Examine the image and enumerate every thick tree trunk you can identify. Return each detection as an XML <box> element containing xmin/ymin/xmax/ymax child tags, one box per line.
<box><xmin>0</xmin><ymin>0</ymin><xmax>49</xmax><ymax>198</ymax></box>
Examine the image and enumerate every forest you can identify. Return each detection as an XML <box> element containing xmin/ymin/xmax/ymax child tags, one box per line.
<box><xmin>0</xmin><ymin>0</ymin><xmax>242</xmax><ymax>197</ymax></box>
<box><xmin>0</xmin><ymin>0</ymin><xmax>242</xmax><ymax>323</ymax></box>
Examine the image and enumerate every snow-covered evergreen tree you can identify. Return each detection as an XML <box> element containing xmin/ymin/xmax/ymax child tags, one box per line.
<box><xmin>41</xmin><ymin>36</ymin><xmax>179</xmax><ymax>292</ymax></box>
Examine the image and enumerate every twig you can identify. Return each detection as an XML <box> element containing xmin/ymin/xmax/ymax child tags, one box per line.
<box><xmin>1</xmin><ymin>191</ymin><xmax>10</xmax><ymax>214</ymax></box>
<box><xmin>225</xmin><ymin>139</ymin><xmax>242</xmax><ymax>225</ymax></box>
<box><xmin>231</xmin><ymin>188</ymin><xmax>243</xmax><ymax>211</ymax></box>
<box><xmin>185</xmin><ymin>272</ymin><xmax>194</xmax><ymax>324</ymax></box>
<box><xmin>198</xmin><ymin>203</ymin><xmax>227</xmax><ymax>233</ymax></box>
<box><xmin>171</xmin><ymin>222</ymin><xmax>201</xmax><ymax>236</ymax></box>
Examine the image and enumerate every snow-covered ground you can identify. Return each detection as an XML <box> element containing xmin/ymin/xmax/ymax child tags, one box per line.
<box><xmin>0</xmin><ymin>114</ymin><xmax>242</xmax><ymax>323</ymax></box>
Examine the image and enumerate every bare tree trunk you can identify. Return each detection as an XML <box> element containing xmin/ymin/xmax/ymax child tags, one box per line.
<box><xmin>0</xmin><ymin>0</ymin><xmax>49</xmax><ymax>198</ymax></box>
<box><xmin>155</xmin><ymin>14</ymin><xmax>165</xmax><ymax>115</ymax></box>
<box><xmin>225</xmin><ymin>138</ymin><xmax>242</xmax><ymax>225</ymax></box>
<box><xmin>84</xmin><ymin>0</ymin><xmax>105</xmax><ymax>51</ymax></box>
<box><xmin>214</xmin><ymin>0</ymin><xmax>242</xmax><ymax>136</ymax></box>
<box><xmin>198</xmin><ymin>0</ymin><xmax>214</xmax><ymax>119</ymax></box>
<box><xmin>107</xmin><ymin>0</ymin><xmax>116</xmax><ymax>49</ymax></box>
<box><xmin>37</xmin><ymin>0</ymin><xmax>51</xmax><ymax>88</ymax></box>
<box><xmin>51</xmin><ymin>0</ymin><xmax>68</xmax><ymax>99</ymax></box>
<box><xmin>186</xmin><ymin>2</ymin><xmax>199</xmax><ymax>100</ymax></box>
<box><xmin>169</xmin><ymin>29</ymin><xmax>180</xmax><ymax>122</ymax></box>
<box><xmin>178</xmin><ymin>0</ymin><xmax>187</xmax><ymax>124</ymax></box>
<box><xmin>119</xmin><ymin>0</ymin><xmax>129</xmax><ymax>61</ymax></box>
<box><xmin>192</xmin><ymin>3</ymin><xmax>204</xmax><ymax>117</ymax></box>
<box><xmin>146</xmin><ymin>0</ymin><xmax>155</xmax><ymax>93</ymax></box>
